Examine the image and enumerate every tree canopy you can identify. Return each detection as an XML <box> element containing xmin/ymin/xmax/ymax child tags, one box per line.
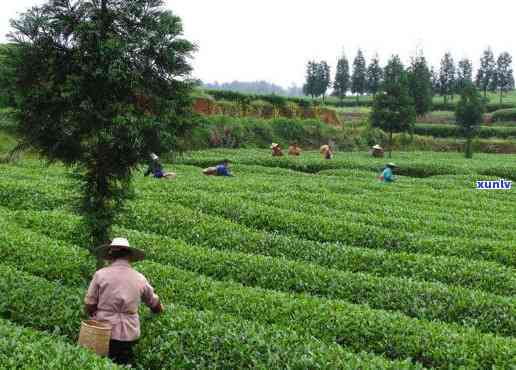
<box><xmin>370</xmin><ymin>69</ymin><xmax>416</xmax><ymax>157</ymax></box>
<box><xmin>455</xmin><ymin>83</ymin><xmax>484</xmax><ymax>158</ymax></box>
<box><xmin>439</xmin><ymin>52</ymin><xmax>456</xmax><ymax>103</ymax></box>
<box><xmin>456</xmin><ymin>58</ymin><xmax>473</xmax><ymax>93</ymax></box>
<box><xmin>366</xmin><ymin>54</ymin><xmax>383</xmax><ymax>96</ymax></box>
<box><xmin>493</xmin><ymin>52</ymin><xmax>514</xmax><ymax>103</ymax></box>
<box><xmin>333</xmin><ymin>55</ymin><xmax>350</xmax><ymax>101</ymax></box>
<box><xmin>7</xmin><ymin>0</ymin><xmax>196</xmax><ymax>263</ymax></box>
<box><xmin>407</xmin><ymin>54</ymin><xmax>433</xmax><ymax>116</ymax></box>
<box><xmin>351</xmin><ymin>49</ymin><xmax>367</xmax><ymax>100</ymax></box>
<box><xmin>476</xmin><ymin>47</ymin><xmax>496</xmax><ymax>97</ymax></box>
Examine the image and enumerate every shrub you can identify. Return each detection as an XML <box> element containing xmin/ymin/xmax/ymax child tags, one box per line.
<box><xmin>3</xmin><ymin>215</ymin><xmax>514</xmax><ymax>337</ymax></box>
<box><xmin>0</xmin><ymin>318</ymin><xmax>120</xmax><ymax>369</ymax></box>
<box><xmin>492</xmin><ymin>108</ymin><xmax>516</xmax><ymax>122</ymax></box>
<box><xmin>0</xmin><ymin>264</ymin><xmax>420</xmax><ymax>370</ymax></box>
<box><xmin>7</xmin><ymin>206</ymin><xmax>515</xmax><ymax>297</ymax></box>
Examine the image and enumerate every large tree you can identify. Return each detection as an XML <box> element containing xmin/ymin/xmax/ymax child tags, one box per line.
<box><xmin>333</xmin><ymin>55</ymin><xmax>350</xmax><ymax>101</ymax></box>
<box><xmin>366</xmin><ymin>53</ymin><xmax>383</xmax><ymax>97</ymax></box>
<box><xmin>370</xmin><ymin>71</ymin><xmax>416</xmax><ymax>158</ymax></box>
<box><xmin>7</xmin><ymin>0</ymin><xmax>196</xmax><ymax>267</ymax></box>
<box><xmin>455</xmin><ymin>83</ymin><xmax>484</xmax><ymax>158</ymax></box>
<box><xmin>476</xmin><ymin>47</ymin><xmax>496</xmax><ymax>97</ymax></box>
<box><xmin>351</xmin><ymin>49</ymin><xmax>367</xmax><ymax>101</ymax></box>
<box><xmin>493</xmin><ymin>52</ymin><xmax>514</xmax><ymax>104</ymax></box>
<box><xmin>456</xmin><ymin>58</ymin><xmax>473</xmax><ymax>93</ymax></box>
<box><xmin>407</xmin><ymin>54</ymin><xmax>433</xmax><ymax>116</ymax></box>
<box><xmin>439</xmin><ymin>52</ymin><xmax>456</xmax><ymax>103</ymax></box>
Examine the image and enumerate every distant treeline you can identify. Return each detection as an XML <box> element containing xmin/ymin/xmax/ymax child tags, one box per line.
<box><xmin>203</xmin><ymin>81</ymin><xmax>304</xmax><ymax>97</ymax></box>
<box><xmin>305</xmin><ymin>47</ymin><xmax>515</xmax><ymax>105</ymax></box>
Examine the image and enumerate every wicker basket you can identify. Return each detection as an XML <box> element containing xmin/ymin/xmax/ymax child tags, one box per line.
<box><xmin>78</xmin><ymin>320</ymin><xmax>112</xmax><ymax>356</ymax></box>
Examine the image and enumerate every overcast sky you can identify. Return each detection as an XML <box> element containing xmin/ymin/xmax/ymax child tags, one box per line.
<box><xmin>1</xmin><ymin>0</ymin><xmax>515</xmax><ymax>87</ymax></box>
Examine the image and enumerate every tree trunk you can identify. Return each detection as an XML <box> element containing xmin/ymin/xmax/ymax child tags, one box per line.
<box><xmin>500</xmin><ymin>90</ymin><xmax>503</xmax><ymax>104</ymax></box>
<box><xmin>465</xmin><ymin>135</ymin><xmax>473</xmax><ymax>159</ymax></box>
<box><xmin>389</xmin><ymin>131</ymin><xmax>393</xmax><ymax>158</ymax></box>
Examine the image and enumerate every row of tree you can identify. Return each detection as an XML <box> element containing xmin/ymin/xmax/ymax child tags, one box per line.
<box><xmin>304</xmin><ymin>48</ymin><xmax>514</xmax><ymax>104</ymax></box>
<box><xmin>370</xmin><ymin>54</ymin><xmax>484</xmax><ymax>159</ymax></box>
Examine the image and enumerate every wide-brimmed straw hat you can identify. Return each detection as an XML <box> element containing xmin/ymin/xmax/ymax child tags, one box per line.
<box><xmin>95</xmin><ymin>237</ymin><xmax>145</xmax><ymax>262</ymax></box>
<box><xmin>387</xmin><ymin>162</ymin><xmax>398</xmax><ymax>168</ymax></box>
<box><xmin>372</xmin><ymin>145</ymin><xmax>383</xmax><ymax>150</ymax></box>
<box><xmin>271</xmin><ymin>143</ymin><xmax>280</xmax><ymax>149</ymax></box>
<box><xmin>150</xmin><ymin>153</ymin><xmax>159</xmax><ymax>161</ymax></box>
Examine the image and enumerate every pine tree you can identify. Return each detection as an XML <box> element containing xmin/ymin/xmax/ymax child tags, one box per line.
<box><xmin>456</xmin><ymin>58</ymin><xmax>473</xmax><ymax>93</ymax></box>
<box><xmin>303</xmin><ymin>61</ymin><xmax>318</xmax><ymax>98</ymax></box>
<box><xmin>366</xmin><ymin>53</ymin><xmax>383</xmax><ymax>96</ymax></box>
<box><xmin>408</xmin><ymin>54</ymin><xmax>433</xmax><ymax>116</ymax></box>
<box><xmin>351</xmin><ymin>49</ymin><xmax>367</xmax><ymax>101</ymax></box>
<box><xmin>493</xmin><ymin>52</ymin><xmax>515</xmax><ymax>104</ymax></box>
<box><xmin>316</xmin><ymin>61</ymin><xmax>331</xmax><ymax>100</ymax></box>
<box><xmin>439</xmin><ymin>52</ymin><xmax>455</xmax><ymax>104</ymax></box>
<box><xmin>476</xmin><ymin>47</ymin><xmax>496</xmax><ymax>97</ymax></box>
<box><xmin>333</xmin><ymin>55</ymin><xmax>350</xmax><ymax>101</ymax></box>
<box><xmin>383</xmin><ymin>55</ymin><xmax>404</xmax><ymax>85</ymax></box>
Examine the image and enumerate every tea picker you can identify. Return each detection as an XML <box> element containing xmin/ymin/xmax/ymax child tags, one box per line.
<box><xmin>370</xmin><ymin>144</ymin><xmax>384</xmax><ymax>158</ymax></box>
<box><xmin>203</xmin><ymin>159</ymin><xmax>233</xmax><ymax>177</ymax></box>
<box><xmin>288</xmin><ymin>143</ymin><xmax>302</xmax><ymax>156</ymax></box>
<box><xmin>379</xmin><ymin>163</ymin><xmax>398</xmax><ymax>182</ymax></box>
<box><xmin>82</xmin><ymin>238</ymin><xmax>165</xmax><ymax>365</ymax></box>
<box><xmin>271</xmin><ymin>143</ymin><xmax>284</xmax><ymax>157</ymax></box>
<box><xmin>320</xmin><ymin>144</ymin><xmax>333</xmax><ymax>159</ymax></box>
<box><xmin>144</xmin><ymin>153</ymin><xmax>176</xmax><ymax>179</ymax></box>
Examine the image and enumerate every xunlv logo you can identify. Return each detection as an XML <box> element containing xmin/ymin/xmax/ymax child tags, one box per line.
<box><xmin>476</xmin><ymin>179</ymin><xmax>512</xmax><ymax>190</ymax></box>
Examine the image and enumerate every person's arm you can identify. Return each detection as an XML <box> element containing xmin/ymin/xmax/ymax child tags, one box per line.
<box><xmin>84</xmin><ymin>274</ymin><xmax>99</xmax><ymax>318</ymax></box>
<box><xmin>142</xmin><ymin>278</ymin><xmax>164</xmax><ymax>314</ymax></box>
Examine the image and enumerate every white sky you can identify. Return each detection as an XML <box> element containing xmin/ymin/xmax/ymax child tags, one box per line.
<box><xmin>1</xmin><ymin>0</ymin><xmax>515</xmax><ymax>87</ymax></box>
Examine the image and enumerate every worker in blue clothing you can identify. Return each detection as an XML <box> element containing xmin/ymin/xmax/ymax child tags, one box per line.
<box><xmin>379</xmin><ymin>163</ymin><xmax>397</xmax><ymax>182</ymax></box>
<box><xmin>144</xmin><ymin>153</ymin><xmax>176</xmax><ymax>180</ymax></box>
<box><xmin>203</xmin><ymin>159</ymin><xmax>233</xmax><ymax>177</ymax></box>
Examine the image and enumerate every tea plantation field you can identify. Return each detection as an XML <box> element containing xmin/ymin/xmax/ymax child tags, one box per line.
<box><xmin>0</xmin><ymin>150</ymin><xmax>515</xmax><ymax>369</ymax></box>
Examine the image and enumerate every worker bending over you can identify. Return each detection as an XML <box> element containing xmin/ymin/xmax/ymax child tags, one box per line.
<box><xmin>271</xmin><ymin>143</ymin><xmax>284</xmax><ymax>157</ymax></box>
<box><xmin>379</xmin><ymin>163</ymin><xmax>398</xmax><ymax>182</ymax></box>
<box><xmin>370</xmin><ymin>144</ymin><xmax>384</xmax><ymax>158</ymax></box>
<box><xmin>203</xmin><ymin>159</ymin><xmax>233</xmax><ymax>176</ymax></box>
<box><xmin>85</xmin><ymin>238</ymin><xmax>164</xmax><ymax>366</ymax></box>
<box><xmin>320</xmin><ymin>144</ymin><xmax>333</xmax><ymax>159</ymax></box>
<box><xmin>288</xmin><ymin>143</ymin><xmax>302</xmax><ymax>156</ymax></box>
<box><xmin>144</xmin><ymin>153</ymin><xmax>176</xmax><ymax>179</ymax></box>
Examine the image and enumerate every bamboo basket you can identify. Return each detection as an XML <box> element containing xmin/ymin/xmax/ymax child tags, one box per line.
<box><xmin>78</xmin><ymin>320</ymin><xmax>112</xmax><ymax>356</ymax></box>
